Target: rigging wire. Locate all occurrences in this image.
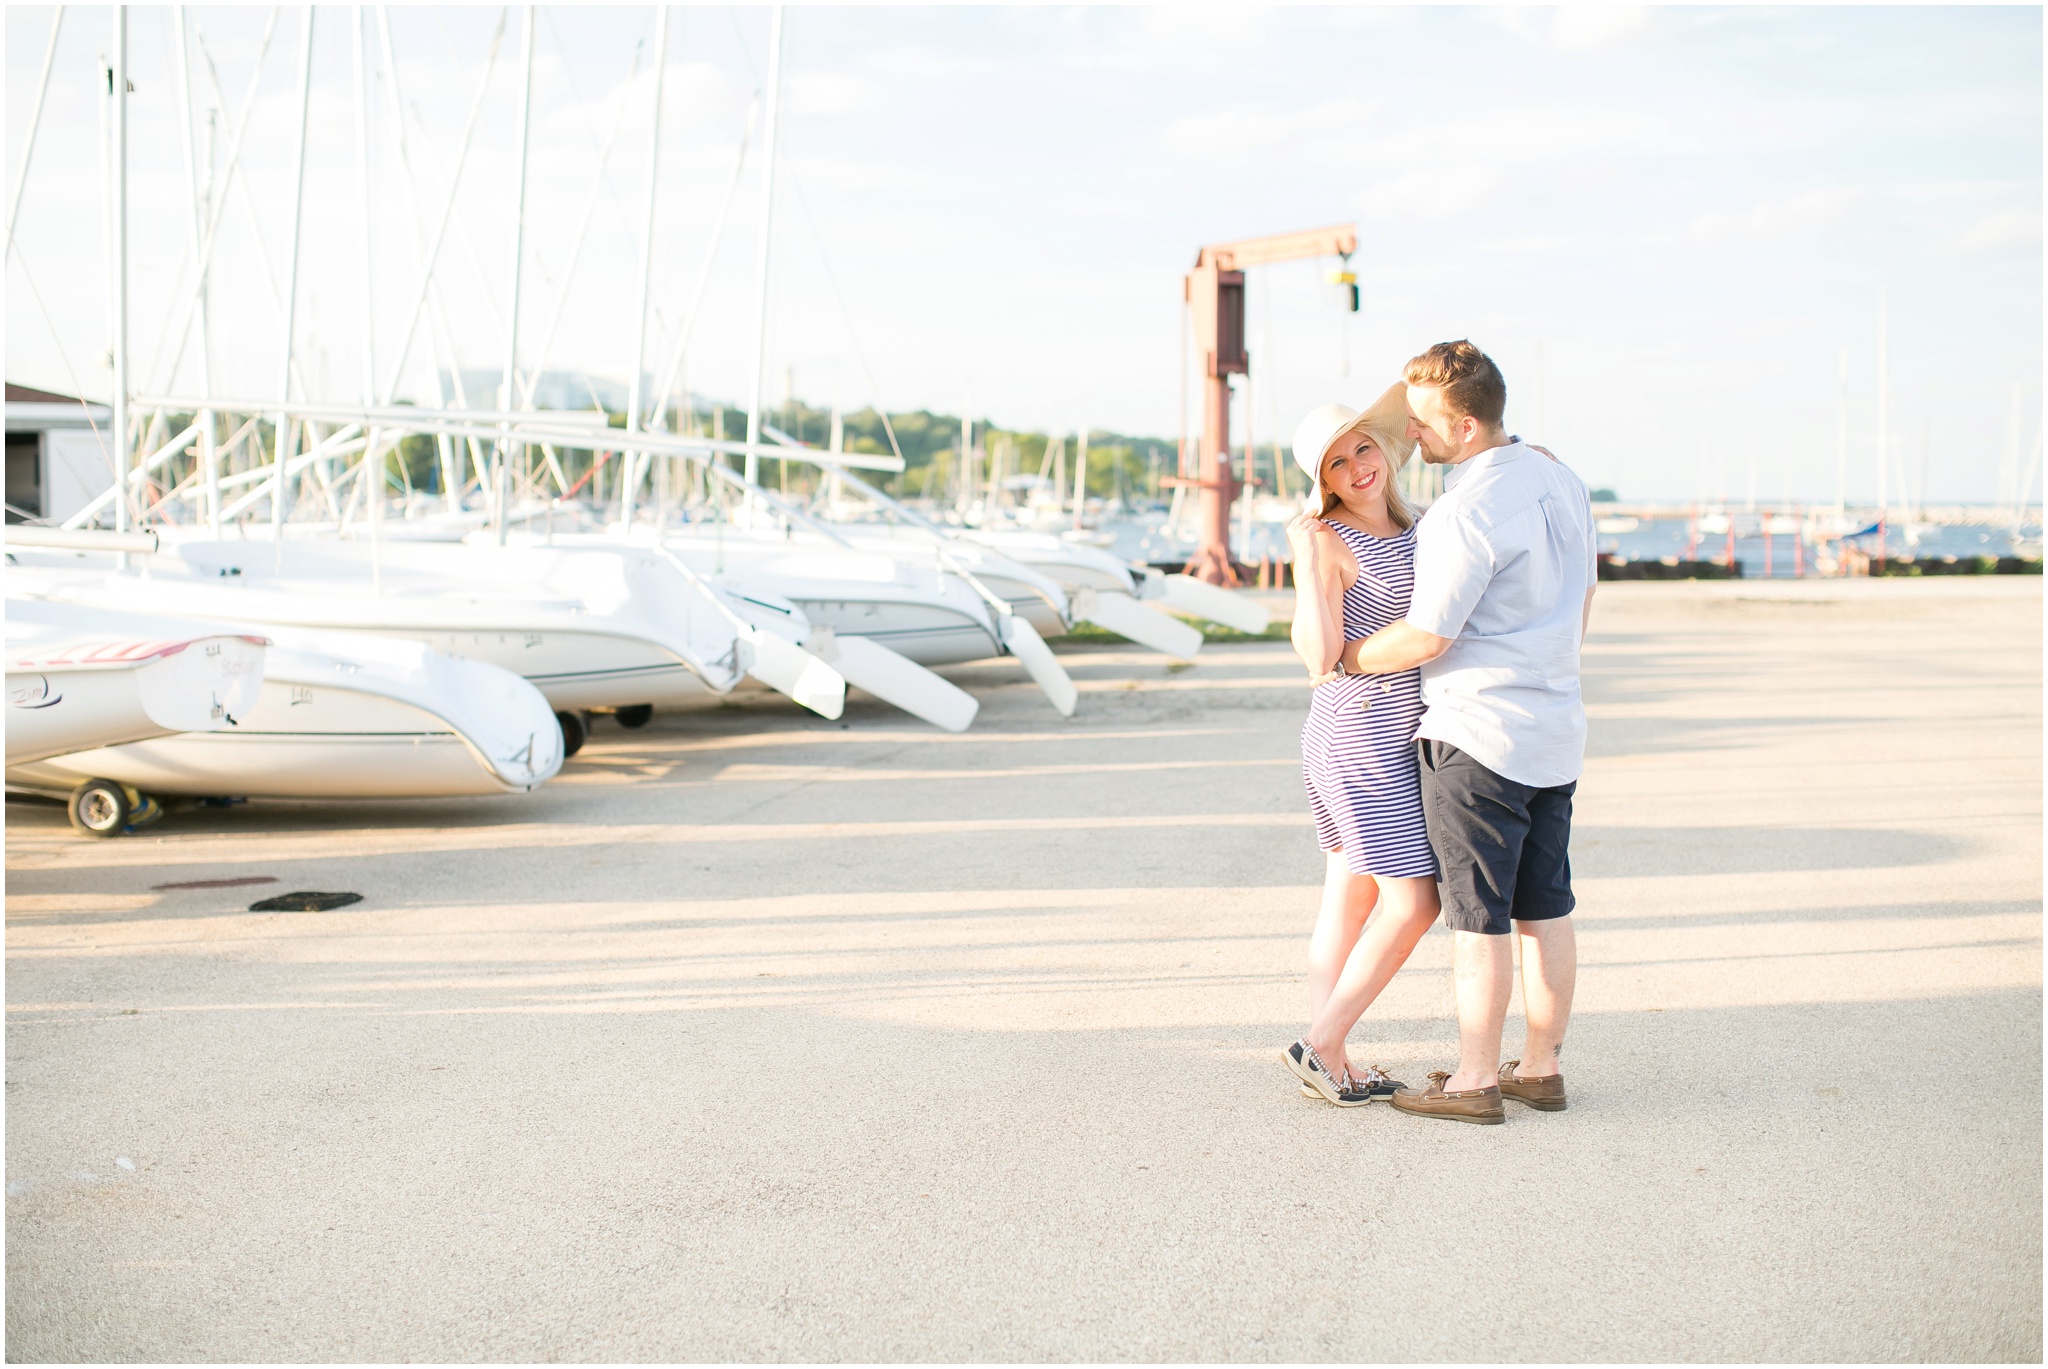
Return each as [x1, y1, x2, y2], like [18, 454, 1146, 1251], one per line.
[518, 27, 647, 410]
[3, 8, 125, 512]
[648, 92, 761, 435]
[779, 155, 908, 471]
[6, 239, 125, 511]
[532, 6, 643, 251]
[713, 1, 908, 473]
[398, 14, 620, 414]
[5, 5, 65, 253]
[147, 8, 290, 399]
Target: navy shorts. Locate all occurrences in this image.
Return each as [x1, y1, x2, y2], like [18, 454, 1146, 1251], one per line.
[1417, 739, 1576, 936]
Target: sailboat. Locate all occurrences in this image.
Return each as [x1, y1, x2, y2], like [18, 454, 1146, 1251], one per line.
[5, 597, 267, 768]
[762, 427, 1264, 649]
[10, 536, 850, 750]
[9, 619, 562, 803]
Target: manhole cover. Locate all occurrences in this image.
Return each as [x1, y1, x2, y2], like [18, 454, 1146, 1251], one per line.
[248, 891, 363, 913]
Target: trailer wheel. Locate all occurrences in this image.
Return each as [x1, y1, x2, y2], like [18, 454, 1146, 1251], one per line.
[556, 710, 586, 758]
[68, 778, 129, 837]
[615, 704, 654, 729]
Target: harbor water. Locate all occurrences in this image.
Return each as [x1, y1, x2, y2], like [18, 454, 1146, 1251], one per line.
[1096, 508, 2043, 579]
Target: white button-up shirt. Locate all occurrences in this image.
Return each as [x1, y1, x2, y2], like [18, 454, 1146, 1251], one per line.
[1403, 441, 1597, 788]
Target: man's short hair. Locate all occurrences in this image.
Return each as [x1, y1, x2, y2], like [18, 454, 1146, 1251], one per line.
[1404, 340, 1506, 428]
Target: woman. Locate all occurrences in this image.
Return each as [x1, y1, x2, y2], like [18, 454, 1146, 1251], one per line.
[1278, 383, 1442, 1107]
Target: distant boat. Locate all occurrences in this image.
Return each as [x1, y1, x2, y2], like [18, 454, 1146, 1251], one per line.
[1595, 516, 1639, 534]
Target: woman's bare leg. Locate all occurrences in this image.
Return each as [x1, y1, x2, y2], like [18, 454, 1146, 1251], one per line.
[1305, 850, 1378, 1079]
[1305, 875, 1440, 1066]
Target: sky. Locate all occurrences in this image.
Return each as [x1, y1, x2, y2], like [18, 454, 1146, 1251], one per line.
[5, 5, 2042, 503]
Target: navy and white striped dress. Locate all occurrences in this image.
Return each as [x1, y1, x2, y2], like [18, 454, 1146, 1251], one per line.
[1301, 520, 1437, 878]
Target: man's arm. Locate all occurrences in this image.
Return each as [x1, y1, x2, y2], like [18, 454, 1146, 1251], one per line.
[1307, 503, 1479, 683]
[1305, 620, 1451, 684]
[1581, 586, 1595, 645]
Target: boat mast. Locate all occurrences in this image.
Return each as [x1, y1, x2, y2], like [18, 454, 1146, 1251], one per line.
[375, 4, 480, 506]
[742, 6, 785, 506]
[353, 8, 380, 412]
[1072, 429, 1087, 529]
[171, 6, 222, 534]
[1876, 288, 1889, 525]
[1833, 347, 1848, 520]
[273, 6, 315, 544]
[496, 5, 536, 545]
[111, 6, 129, 560]
[622, 5, 671, 534]
[357, 6, 385, 581]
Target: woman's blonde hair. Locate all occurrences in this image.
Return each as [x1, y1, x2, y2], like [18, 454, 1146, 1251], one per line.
[1317, 417, 1416, 531]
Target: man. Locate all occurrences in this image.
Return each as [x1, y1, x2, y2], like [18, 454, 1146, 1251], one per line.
[1325, 340, 1596, 1125]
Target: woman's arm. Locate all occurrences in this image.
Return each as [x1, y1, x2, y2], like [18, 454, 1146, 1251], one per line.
[1286, 517, 1351, 677]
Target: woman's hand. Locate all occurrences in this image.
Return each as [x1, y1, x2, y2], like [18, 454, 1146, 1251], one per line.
[1284, 512, 1323, 561]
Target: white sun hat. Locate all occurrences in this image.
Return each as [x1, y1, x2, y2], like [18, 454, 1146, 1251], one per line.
[1292, 403, 1360, 488]
[1290, 384, 1417, 491]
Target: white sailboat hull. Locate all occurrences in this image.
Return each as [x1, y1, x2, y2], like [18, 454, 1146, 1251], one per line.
[386, 627, 721, 712]
[14, 718, 524, 800]
[5, 600, 267, 766]
[18, 539, 769, 715]
[840, 524, 1211, 655]
[833, 532, 1071, 639]
[8, 629, 563, 799]
[650, 534, 1005, 668]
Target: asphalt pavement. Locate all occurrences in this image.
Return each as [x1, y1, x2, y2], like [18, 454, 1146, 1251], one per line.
[6, 577, 2040, 1361]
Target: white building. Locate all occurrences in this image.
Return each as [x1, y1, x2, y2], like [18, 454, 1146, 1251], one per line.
[5, 384, 114, 526]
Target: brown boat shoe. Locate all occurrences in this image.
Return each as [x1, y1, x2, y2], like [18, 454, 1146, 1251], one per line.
[1498, 1059, 1567, 1112]
[1388, 1070, 1505, 1125]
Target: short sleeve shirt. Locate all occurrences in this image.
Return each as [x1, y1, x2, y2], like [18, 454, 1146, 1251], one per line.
[1404, 442, 1597, 788]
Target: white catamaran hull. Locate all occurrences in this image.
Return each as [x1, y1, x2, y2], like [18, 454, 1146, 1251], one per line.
[653, 535, 1006, 669]
[5, 599, 268, 766]
[651, 530, 1073, 716]
[13, 538, 838, 719]
[833, 533, 1071, 641]
[8, 628, 563, 799]
[901, 527, 1261, 647]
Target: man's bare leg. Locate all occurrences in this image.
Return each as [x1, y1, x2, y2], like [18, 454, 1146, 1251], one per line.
[1513, 915, 1577, 1075]
[1444, 930, 1513, 1092]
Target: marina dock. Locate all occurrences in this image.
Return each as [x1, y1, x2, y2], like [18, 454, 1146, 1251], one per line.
[5, 577, 2039, 1361]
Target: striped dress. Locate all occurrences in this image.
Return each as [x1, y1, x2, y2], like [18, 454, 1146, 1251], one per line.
[1300, 520, 1437, 878]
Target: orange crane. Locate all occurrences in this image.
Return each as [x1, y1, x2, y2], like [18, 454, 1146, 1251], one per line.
[1176, 223, 1358, 585]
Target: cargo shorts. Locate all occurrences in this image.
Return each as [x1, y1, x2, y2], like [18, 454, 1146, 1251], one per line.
[1417, 738, 1576, 936]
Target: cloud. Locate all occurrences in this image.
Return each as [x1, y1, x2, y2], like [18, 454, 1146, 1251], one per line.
[1159, 97, 1378, 160]
[1493, 5, 1657, 55]
[1354, 166, 1504, 221]
[786, 71, 877, 117]
[1688, 188, 1866, 243]
[1547, 7, 1657, 55]
[865, 47, 998, 80]
[1367, 103, 1672, 172]
[1056, 5, 1285, 72]
[1939, 208, 2043, 256]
